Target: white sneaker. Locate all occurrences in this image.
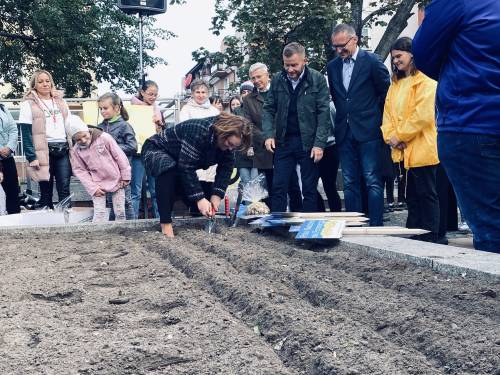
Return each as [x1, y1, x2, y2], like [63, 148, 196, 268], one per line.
[458, 222, 470, 231]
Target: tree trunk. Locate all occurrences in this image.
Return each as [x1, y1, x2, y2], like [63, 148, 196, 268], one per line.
[350, 0, 364, 40]
[374, 0, 417, 60]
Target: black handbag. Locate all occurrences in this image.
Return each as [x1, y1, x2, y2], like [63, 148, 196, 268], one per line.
[48, 142, 69, 157]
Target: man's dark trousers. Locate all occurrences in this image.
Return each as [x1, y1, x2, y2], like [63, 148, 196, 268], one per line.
[272, 135, 319, 212]
[438, 132, 500, 253]
[338, 127, 384, 226]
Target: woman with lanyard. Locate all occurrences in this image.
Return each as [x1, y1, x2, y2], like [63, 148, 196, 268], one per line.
[19, 70, 73, 209]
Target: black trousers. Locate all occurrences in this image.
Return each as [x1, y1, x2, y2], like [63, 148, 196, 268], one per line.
[382, 176, 395, 205]
[260, 167, 303, 212]
[406, 165, 440, 241]
[436, 163, 458, 236]
[317, 144, 342, 212]
[39, 151, 72, 208]
[0, 157, 21, 214]
[156, 169, 197, 224]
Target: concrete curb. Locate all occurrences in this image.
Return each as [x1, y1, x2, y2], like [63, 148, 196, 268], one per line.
[342, 236, 500, 282]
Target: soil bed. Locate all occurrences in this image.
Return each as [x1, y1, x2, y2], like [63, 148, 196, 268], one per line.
[0, 223, 499, 375]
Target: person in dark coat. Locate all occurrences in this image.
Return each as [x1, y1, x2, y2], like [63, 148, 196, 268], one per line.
[142, 113, 252, 237]
[0, 103, 21, 214]
[263, 43, 331, 213]
[317, 101, 342, 212]
[413, 0, 500, 252]
[241, 63, 302, 210]
[327, 24, 390, 225]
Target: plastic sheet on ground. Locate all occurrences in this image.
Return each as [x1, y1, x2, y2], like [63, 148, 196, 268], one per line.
[0, 207, 95, 227]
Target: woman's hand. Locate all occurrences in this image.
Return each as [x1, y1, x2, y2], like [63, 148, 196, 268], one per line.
[396, 142, 407, 150]
[153, 114, 162, 125]
[29, 160, 40, 169]
[210, 195, 222, 213]
[120, 180, 130, 188]
[0, 172, 4, 183]
[0, 147, 11, 158]
[389, 135, 401, 148]
[94, 187, 105, 197]
[197, 198, 214, 218]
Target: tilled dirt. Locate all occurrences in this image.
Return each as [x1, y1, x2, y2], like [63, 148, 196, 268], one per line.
[0, 223, 499, 375]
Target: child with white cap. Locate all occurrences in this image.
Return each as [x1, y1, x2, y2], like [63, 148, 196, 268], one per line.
[68, 115, 131, 222]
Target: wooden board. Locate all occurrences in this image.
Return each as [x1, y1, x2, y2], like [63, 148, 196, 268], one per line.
[271, 212, 365, 218]
[343, 227, 428, 236]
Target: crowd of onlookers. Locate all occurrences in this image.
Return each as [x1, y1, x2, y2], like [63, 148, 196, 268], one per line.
[0, 0, 498, 252]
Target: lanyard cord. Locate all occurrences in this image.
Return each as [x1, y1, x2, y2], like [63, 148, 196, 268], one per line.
[38, 98, 56, 124]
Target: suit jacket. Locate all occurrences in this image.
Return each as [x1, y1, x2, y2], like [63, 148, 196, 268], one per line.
[327, 48, 390, 144]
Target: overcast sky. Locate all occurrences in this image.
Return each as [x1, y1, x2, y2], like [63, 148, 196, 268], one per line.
[105, 0, 230, 98]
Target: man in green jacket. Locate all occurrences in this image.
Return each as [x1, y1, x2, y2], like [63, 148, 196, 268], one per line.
[262, 42, 330, 212]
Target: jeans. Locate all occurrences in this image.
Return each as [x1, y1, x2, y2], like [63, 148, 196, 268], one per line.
[338, 128, 384, 226]
[438, 132, 500, 252]
[0, 157, 20, 214]
[106, 156, 134, 220]
[130, 155, 159, 219]
[238, 167, 259, 185]
[272, 136, 319, 212]
[39, 150, 72, 208]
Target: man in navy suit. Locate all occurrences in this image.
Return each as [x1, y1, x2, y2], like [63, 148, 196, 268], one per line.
[327, 24, 390, 226]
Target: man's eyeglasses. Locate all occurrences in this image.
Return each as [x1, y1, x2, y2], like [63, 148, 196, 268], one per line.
[332, 36, 353, 51]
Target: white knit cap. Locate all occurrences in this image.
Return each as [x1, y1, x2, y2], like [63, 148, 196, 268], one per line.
[68, 115, 89, 137]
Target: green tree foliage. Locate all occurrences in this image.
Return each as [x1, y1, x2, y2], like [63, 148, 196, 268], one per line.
[205, 0, 429, 80]
[0, 0, 183, 97]
[206, 0, 338, 78]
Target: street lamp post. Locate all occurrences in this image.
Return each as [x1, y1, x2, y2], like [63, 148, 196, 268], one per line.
[117, 0, 167, 86]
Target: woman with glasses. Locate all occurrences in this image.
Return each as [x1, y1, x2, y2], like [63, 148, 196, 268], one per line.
[141, 113, 252, 237]
[381, 37, 440, 242]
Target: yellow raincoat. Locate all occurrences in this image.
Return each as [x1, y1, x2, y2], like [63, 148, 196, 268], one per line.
[381, 71, 439, 169]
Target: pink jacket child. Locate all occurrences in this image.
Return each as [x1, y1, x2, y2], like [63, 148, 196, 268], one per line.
[68, 115, 131, 222]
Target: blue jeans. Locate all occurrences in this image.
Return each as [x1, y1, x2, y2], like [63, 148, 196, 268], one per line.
[438, 132, 500, 252]
[238, 167, 259, 185]
[130, 155, 159, 219]
[338, 128, 384, 226]
[272, 136, 319, 212]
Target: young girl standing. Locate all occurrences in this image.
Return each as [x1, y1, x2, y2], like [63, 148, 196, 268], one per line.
[68, 115, 131, 222]
[97, 92, 137, 220]
[130, 80, 163, 219]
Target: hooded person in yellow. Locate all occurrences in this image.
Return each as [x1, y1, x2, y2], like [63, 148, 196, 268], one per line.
[381, 37, 440, 243]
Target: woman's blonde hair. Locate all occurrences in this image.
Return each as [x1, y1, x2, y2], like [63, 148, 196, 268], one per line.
[213, 112, 252, 151]
[25, 70, 60, 98]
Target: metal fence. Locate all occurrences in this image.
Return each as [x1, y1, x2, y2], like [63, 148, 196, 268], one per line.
[1, 97, 182, 158]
